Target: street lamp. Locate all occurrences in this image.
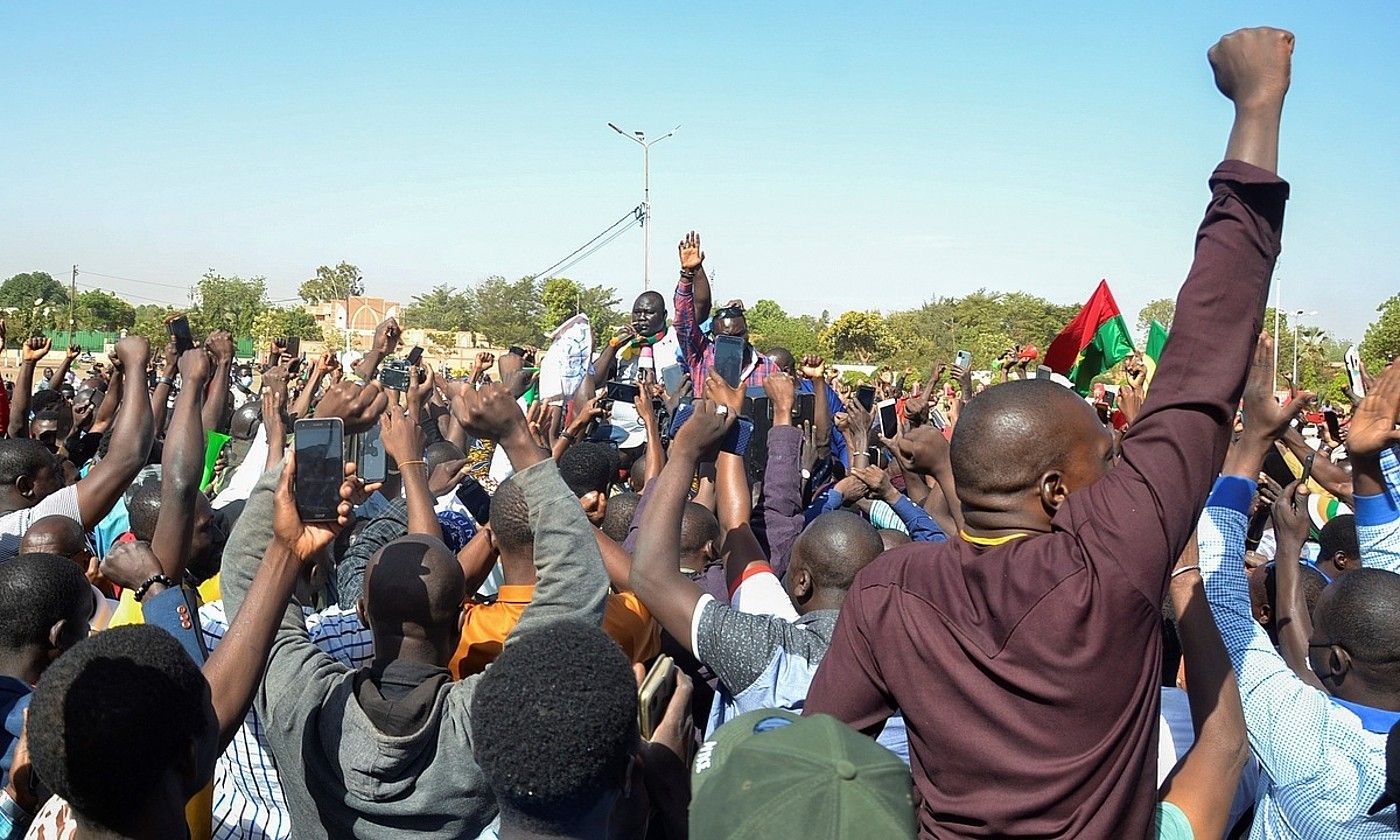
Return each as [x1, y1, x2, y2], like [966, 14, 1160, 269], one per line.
[608, 122, 680, 290]
[1292, 309, 1317, 386]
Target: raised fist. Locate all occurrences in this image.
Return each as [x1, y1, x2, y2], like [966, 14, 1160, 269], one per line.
[1209, 27, 1294, 109]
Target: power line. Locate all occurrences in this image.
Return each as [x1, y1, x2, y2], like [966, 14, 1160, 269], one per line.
[546, 216, 641, 279]
[76, 269, 191, 291]
[526, 204, 643, 281]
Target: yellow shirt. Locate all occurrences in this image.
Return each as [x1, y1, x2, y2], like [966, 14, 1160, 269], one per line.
[451, 585, 660, 678]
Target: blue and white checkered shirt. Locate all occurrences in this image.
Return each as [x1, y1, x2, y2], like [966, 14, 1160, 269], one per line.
[1356, 444, 1400, 570]
[200, 601, 374, 840]
[1199, 476, 1398, 838]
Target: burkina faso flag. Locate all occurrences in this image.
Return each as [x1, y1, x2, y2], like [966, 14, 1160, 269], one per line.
[1043, 279, 1136, 394]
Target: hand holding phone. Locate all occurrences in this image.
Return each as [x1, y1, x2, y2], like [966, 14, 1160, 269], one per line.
[293, 418, 346, 522]
[638, 655, 678, 740]
[168, 315, 195, 354]
[713, 335, 745, 388]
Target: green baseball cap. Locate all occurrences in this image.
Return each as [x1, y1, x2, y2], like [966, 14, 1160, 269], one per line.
[690, 709, 915, 838]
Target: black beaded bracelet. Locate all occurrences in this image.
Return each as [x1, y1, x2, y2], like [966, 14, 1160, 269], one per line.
[133, 573, 179, 603]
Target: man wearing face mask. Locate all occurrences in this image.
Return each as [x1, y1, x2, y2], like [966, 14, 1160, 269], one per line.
[673, 230, 779, 397]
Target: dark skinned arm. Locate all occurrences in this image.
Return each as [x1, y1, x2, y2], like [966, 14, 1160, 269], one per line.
[149, 342, 178, 435]
[89, 366, 123, 436]
[1158, 545, 1250, 840]
[75, 337, 155, 528]
[799, 356, 834, 462]
[630, 400, 733, 654]
[635, 387, 666, 489]
[289, 355, 328, 421]
[203, 331, 235, 434]
[457, 526, 499, 595]
[7, 337, 50, 439]
[1270, 480, 1326, 690]
[1277, 427, 1352, 503]
[352, 317, 400, 381]
[149, 349, 212, 580]
[380, 403, 439, 540]
[47, 345, 80, 391]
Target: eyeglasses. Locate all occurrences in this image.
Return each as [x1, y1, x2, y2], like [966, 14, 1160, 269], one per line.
[713, 306, 746, 320]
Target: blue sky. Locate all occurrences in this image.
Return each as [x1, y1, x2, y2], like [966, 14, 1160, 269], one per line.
[3, 2, 1396, 342]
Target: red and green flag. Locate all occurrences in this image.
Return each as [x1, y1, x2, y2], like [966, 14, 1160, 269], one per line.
[1043, 279, 1136, 394]
[1142, 320, 1169, 390]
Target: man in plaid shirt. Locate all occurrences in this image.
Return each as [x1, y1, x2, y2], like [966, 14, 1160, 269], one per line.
[673, 230, 779, 396]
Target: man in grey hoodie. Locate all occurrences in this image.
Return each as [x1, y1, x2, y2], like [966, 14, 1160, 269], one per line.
[220, 381, 609, 839]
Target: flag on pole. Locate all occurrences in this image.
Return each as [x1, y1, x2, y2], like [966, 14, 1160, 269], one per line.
[1142, 320, 1169, 389]
[1043, 279, 1136, 394]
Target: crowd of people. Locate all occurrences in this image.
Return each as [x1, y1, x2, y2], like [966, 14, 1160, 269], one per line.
[0, 25, 1395, 840]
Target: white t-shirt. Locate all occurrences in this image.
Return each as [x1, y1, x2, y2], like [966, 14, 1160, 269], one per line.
[1158, 686, 1259, 831]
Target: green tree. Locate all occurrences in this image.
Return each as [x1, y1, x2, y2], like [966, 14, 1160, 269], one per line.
[402, 284, 476, 332]
[538, 277, 624, 337]
[746, 299, 826, 359]
[473, 276, 544, 347]
[251, 307, 324, 343]
[0, 272, 70, 342]
[74, 289, 136, 331]
[1360, 293, 1400, 373]
[298, 262, 365, 305]
[822, 310, 896, 363]
[1136, 298, 1176, 334]
[882, 289, 1078, 373]
[190, 270, 268, 338]
[130, 304, 180, 348]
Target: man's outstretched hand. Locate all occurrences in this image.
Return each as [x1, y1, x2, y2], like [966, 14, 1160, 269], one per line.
[1347, 358, 1400, 459]
[678, 231, 704, 272]
[671, 399, 733, 461]
[1209, 27, 1293, 110]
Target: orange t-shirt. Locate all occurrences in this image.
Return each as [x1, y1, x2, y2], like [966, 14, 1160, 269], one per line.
[451, 585, 660, 678]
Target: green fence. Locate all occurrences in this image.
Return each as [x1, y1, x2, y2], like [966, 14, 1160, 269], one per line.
[24, 330, 257, 359]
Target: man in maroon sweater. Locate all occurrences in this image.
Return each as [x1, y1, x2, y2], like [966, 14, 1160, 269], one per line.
[804, 27, 1294, 839]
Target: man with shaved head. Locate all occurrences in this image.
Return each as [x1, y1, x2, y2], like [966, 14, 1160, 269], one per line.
[219, 382, 608, 839]
[806, 28, 1296, 838]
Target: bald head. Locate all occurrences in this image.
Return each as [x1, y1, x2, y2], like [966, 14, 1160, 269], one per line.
[950, 380, 1106, 497]
[20, 516, 89, 563]
[363, 535, 467, 653]
[680, 502, 720, 570]
[631, 291, 667, 336]
[792, 510, 884, 592]
[1314, 569, 1400, 682]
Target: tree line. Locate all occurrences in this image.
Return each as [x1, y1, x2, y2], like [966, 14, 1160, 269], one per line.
[3, 266, 1396, 401]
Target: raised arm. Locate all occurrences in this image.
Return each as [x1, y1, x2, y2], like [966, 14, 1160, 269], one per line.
[149, 348, 211, 580]
[679, 230, 711, 323]
[379, 402, 440, 541]
[75, 337, 155, 528]
[1158, 537, 1249, 840]
[202, 331, 235, 434]
[352, 317, 400, 382]
[755, 372, 806, 574]
[149, 342, 178, 435]
[289, 353, 329, 420]
[454, 382, 609, 633]
[1067, 28, 1293, 599]
[1345, 359, 1400, 572]
[674, 232, 708, 385]
[7, 338, 50, 439]
[1269, 480, 1326, 690]
[46, 344, 80, 392]
[630, 399, 733, 652]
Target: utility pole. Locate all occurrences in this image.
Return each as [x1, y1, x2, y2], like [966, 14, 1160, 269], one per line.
[608, 123, 679, 290]
[69, 265, 78, 349]
[1292, 309, 1316, 387]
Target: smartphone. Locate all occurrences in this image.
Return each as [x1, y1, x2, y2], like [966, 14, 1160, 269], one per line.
[929, 408, 948, 430]
[293, 417, 345, 522]
[855, 384, 876, 412]
[406, 346, 424, 366]
[288, 353, 305, 376]
[168, 315, 195, 354]
[713, 335, 745, 388]
[456, 477, 492, 524]
[1035, 365, 1054, 381]
[638, 655, 677, 740]
[1345, 347, 1366, 398]
[660, 364, 686, 395]
[1299, 451, 1316, 486]
[1323, 408, 1341, 441]
[955, 349, 973, 370]
[357, 424, 387, 484]
[795, 392, 816, 428]
[877, 398, 898, 439]
[283, 336, 301, 360]
[605, 381, 641, 403]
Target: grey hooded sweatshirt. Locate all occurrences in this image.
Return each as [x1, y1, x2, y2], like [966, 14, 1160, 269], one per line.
[220, 455, 608, 839]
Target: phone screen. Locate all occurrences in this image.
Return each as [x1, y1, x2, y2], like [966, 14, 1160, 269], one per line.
[293, 418, 345, 522]
[1324, 409, 1341, 441]
[407, 346, 424, 366]
[955, 350, 973, 370]
[606, 381, 641, 403]
[878, 399, 898, 439]
[358, 424, 387, 484]
[284, 336, 301, 359]
[660, 364, 686, 395]
[1035, 365, 1054, 381]
[714, 335, 745, 388]
[795, 392, 816, 428]
[169, 316, 195, 354]
[856, 384, 876, 412]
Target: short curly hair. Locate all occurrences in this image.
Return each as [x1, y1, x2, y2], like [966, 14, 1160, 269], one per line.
[0, 552, 90, 650]
[28, 625, 211, 832]
[558, 442, 616, 498]
[470, 618, 638, 831]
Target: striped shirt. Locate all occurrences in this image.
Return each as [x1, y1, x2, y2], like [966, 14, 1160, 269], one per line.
[200, 601, 374, 840]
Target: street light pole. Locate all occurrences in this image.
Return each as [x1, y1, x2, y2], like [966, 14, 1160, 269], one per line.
[1292, 309, 1316, 386]
[608, 122, 679, 290]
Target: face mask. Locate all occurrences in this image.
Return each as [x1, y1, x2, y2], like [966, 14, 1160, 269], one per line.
[239, 376, 253, 388]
